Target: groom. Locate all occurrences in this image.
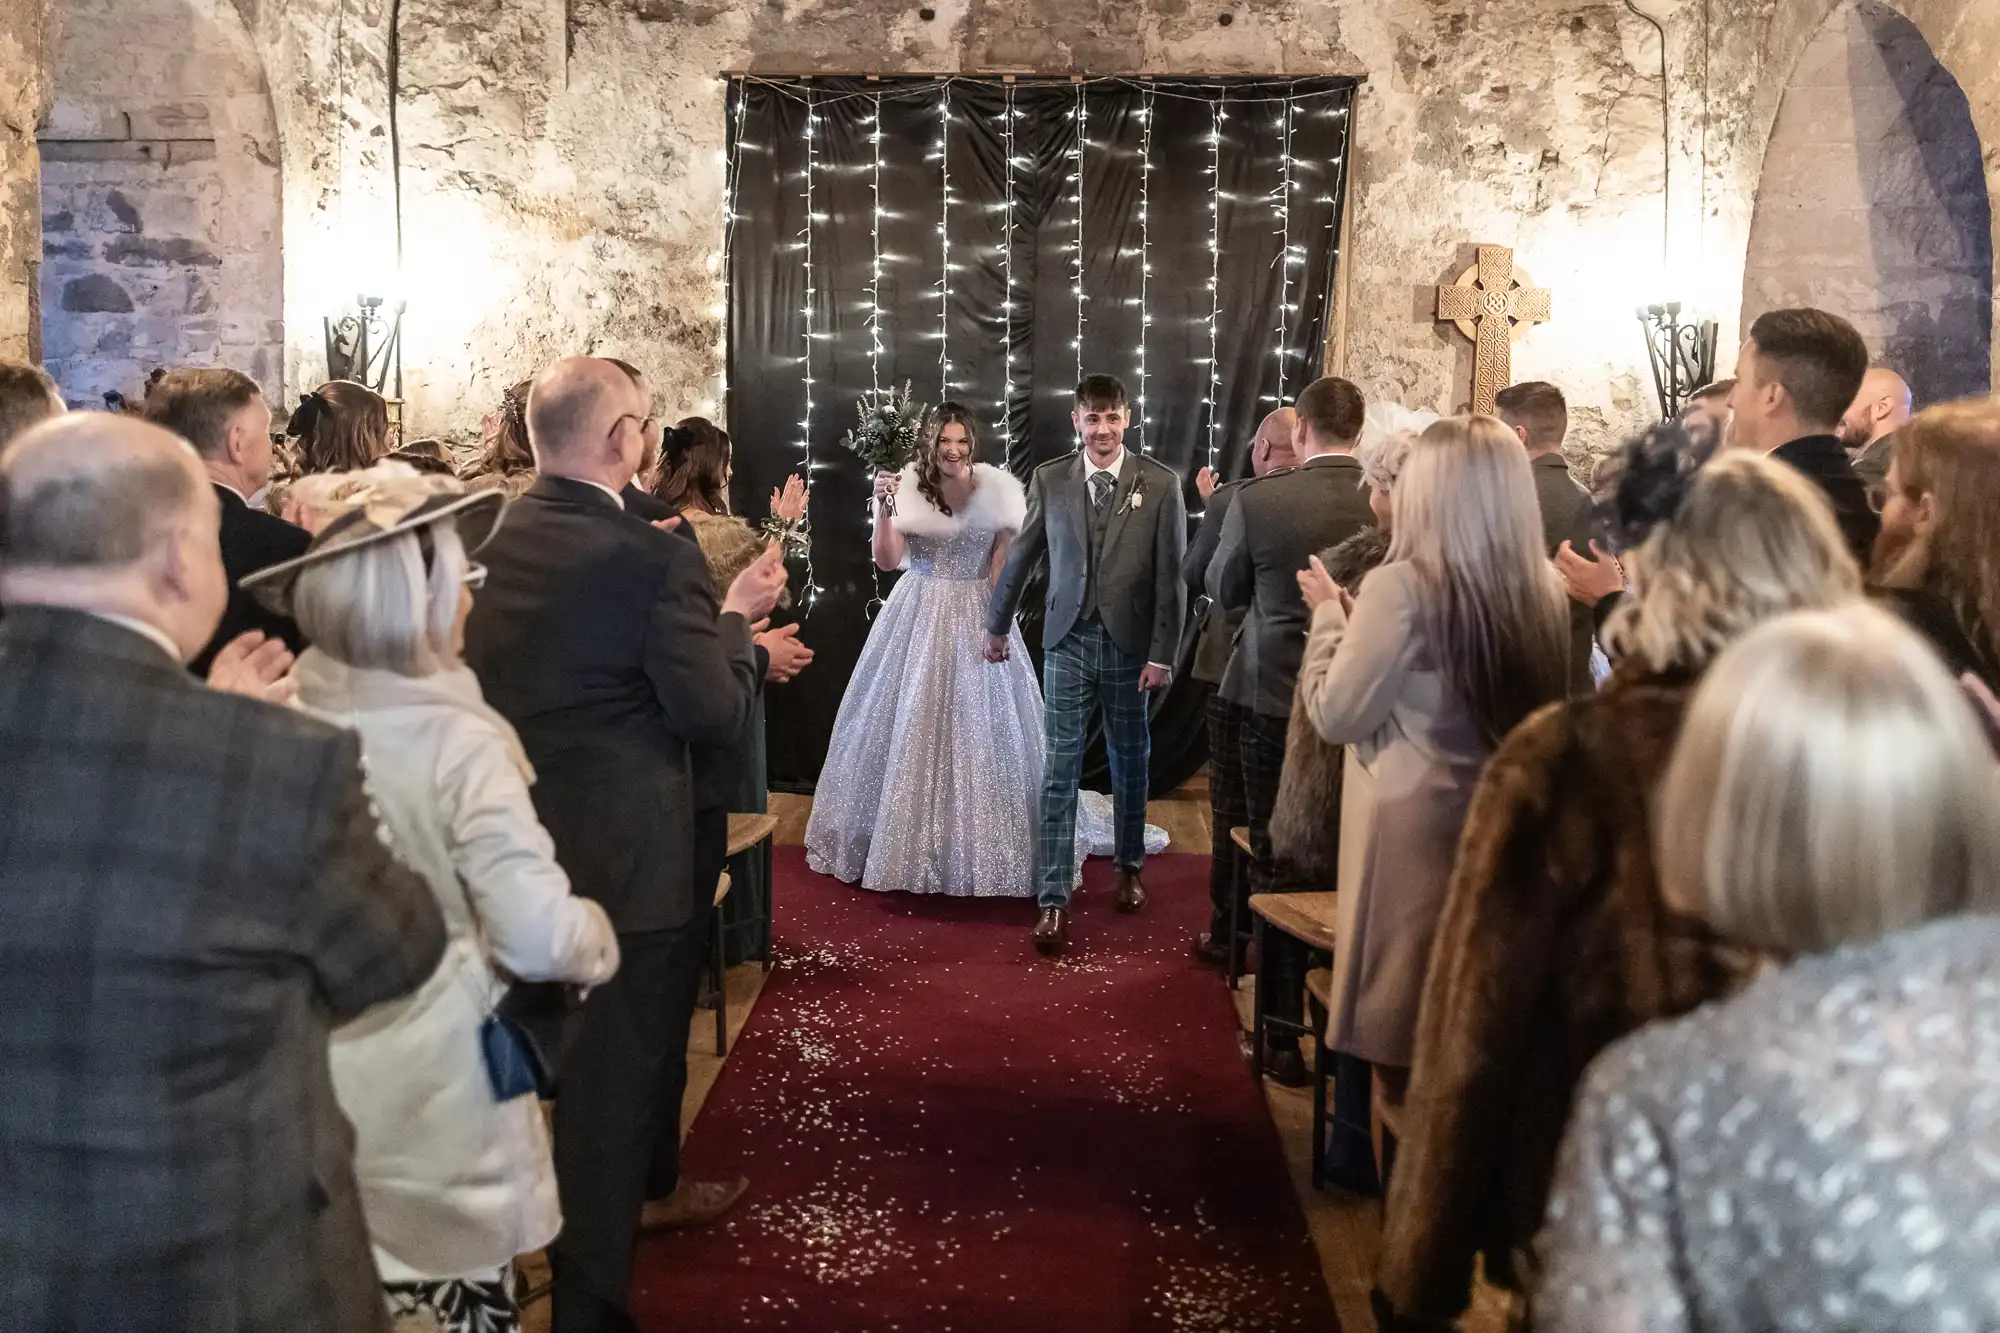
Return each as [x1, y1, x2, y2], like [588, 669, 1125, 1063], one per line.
[986, 374, 1187, 956]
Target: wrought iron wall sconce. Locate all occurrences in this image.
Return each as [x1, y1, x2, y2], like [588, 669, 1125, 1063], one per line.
[1637, 302, 1717, 420]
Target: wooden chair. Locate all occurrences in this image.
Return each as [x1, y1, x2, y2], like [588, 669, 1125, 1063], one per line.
[722, 813, 780, 973]
[1246, 890, 1339, 1081]
[699, 813, 780, 1058]
[1226, 826, 1254, 989]
[1304, 967, 1335, 1189]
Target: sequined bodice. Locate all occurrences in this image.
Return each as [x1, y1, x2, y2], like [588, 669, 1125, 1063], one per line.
[907, 527, 997, 581]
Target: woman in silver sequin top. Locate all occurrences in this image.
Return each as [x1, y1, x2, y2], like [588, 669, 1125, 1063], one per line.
[1536, 604, 2000, 1333]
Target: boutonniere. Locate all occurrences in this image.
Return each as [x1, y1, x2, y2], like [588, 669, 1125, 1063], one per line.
[1120, 485, 1145, 515]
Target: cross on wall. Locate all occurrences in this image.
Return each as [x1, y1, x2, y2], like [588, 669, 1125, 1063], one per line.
[1435, 245, 1552, 415]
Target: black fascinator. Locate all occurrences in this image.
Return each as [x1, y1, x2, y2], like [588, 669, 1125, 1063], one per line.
[1593, 418, 1719, 553]
[285, 390, 330, 439]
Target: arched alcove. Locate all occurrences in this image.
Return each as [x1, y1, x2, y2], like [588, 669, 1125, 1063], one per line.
[37, 0, 282, 406]
[1742, 0, 1992, 403]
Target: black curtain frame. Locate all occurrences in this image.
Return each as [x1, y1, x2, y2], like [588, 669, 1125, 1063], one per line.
[725, 75, 1357, 793]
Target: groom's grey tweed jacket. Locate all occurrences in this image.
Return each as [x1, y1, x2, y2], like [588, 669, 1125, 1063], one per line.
[987, 450, 1188, 665]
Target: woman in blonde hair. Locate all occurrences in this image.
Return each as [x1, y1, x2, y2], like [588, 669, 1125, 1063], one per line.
[242, 464, 618, 1332]
[1537, 603, 2000, 1333]
[1294, 414, 1568, 1119]
[1372, 428, 1862, 1329]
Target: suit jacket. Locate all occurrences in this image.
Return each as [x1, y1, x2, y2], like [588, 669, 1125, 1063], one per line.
[1182, 480, 1250, 686]
[1529, 452, 1599, 696]
[190, 483, 311, 676]
[461, 476, 760, 933]
[622, 482, 673, 522]
[1208, 454, 1374, 717]
[1851, 430, 1894, 492]
[988, 450, 1188, 665]
[1772, 433, 1880, 564]
[0, 607, 446, 1333]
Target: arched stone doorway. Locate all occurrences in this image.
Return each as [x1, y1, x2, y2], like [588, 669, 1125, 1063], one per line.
[1742, 0, 1991, 403]
[37, 0, 282, 407]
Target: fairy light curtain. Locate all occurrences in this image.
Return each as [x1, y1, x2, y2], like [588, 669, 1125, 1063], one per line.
[726, 75, 1357, 790]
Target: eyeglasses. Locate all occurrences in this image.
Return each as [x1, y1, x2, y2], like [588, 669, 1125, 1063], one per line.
[609, 412, 660, 440]
[463, 562, 489, 591]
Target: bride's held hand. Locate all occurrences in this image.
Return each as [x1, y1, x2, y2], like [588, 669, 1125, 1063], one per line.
[983, 633, 1011, 664]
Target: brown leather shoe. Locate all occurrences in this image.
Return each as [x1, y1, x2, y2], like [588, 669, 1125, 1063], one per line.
[1032, 906, 1069, 956]
[1114, 871, 1146, 914]
[639, 1176, 749, 1231]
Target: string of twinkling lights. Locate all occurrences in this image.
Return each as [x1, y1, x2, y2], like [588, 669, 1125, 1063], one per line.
[866, 91, 887, 617]
[716, 83, 750, 417]
[797, 88, 821, 612]
[999, 83, 1017, 454]
[1202, 94, 1226, 475]
[1072, 82, 1087, 412]
[1135, 86, 1155, 453]
[1268, 93, 1297, 407]
[933, 81, 953, 400]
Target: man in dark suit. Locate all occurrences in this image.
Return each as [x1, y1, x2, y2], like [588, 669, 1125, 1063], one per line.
[1495, 380, 1597, 694]
[0, 414, 445, 1333]
[1186, 409, 1296, 972]
[1727, 308, 1881, 561]
[1838, 364, 1912, 494]
[988, 374, 1187, 955]
[1206, 376, 1373, 1082]
[142, 367, 311, 675]
[461, 356, 781, 1333]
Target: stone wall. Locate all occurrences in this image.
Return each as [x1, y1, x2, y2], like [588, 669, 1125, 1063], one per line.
[1, 0, 52, 363]
[1743, 0, 1990, 403]
[37, 0, 283, 406]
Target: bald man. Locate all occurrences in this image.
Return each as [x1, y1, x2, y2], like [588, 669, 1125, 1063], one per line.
[1184, 407, 1297, 977]
[1839, 366, 1913, 492]
[461, 356, 784, 1333]
[0, 414, 444, 1333]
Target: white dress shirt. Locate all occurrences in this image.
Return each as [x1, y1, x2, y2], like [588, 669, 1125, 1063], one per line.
[579, 479, 627, 510]
[86, 611, 183, 665]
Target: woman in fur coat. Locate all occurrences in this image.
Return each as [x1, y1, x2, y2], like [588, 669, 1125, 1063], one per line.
[804, 403, 1042, 897]
[1373, 433, 1863, 1330]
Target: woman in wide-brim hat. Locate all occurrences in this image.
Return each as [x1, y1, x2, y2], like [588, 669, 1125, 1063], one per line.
[244, 462, 619, 1333]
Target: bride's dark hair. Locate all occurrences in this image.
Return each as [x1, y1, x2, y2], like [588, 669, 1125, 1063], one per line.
[916, 402, 978, 517]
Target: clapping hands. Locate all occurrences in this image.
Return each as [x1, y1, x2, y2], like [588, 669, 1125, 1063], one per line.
[1554, 540, 1625, 607]
[206, 630, 298, 706]
[771, 474, 808, 524]
[722, 542, 789, 623]
[755, 621, 814, 683]
[1195, 467, 1219, 504]
[1296, 555, 1352, 616]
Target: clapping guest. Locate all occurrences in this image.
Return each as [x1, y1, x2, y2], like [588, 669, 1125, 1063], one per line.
[0, 359, 63, 452]
[142, 367, 311, 675]
[1536, 604, 2000, 1333]
[0, 414, 446, 1333]
[462, 357, 780, 1333]
[1375, 436, 1859, 1328]
[289, 379, 392, 476]
[1866, 398, 2000, 690]
[1186, 407, 1296, 974]
[1293, 416, 1567, 1119]
[241, 463, 618, 1333]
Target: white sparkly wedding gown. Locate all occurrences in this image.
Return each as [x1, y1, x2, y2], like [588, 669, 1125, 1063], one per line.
[805, 463, 1044, 897]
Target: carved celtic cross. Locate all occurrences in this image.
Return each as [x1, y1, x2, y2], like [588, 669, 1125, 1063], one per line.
[1436, 245, 1552, 415]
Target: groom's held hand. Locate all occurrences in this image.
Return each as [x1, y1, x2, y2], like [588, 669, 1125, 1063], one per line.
[723, 542, 788, 623]
[1138, 663, 1173, 692]
[984, 633, 1011, 663]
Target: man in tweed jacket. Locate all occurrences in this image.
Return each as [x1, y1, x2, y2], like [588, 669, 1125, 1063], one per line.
[0, 414, 447, 1333]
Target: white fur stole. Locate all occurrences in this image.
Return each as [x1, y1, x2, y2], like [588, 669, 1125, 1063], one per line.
[890, 462, 1028, 537]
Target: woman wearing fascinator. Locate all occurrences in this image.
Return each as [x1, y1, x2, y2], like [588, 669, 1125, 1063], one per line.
[804, 402, 1047, 898]
[1370, 425, 1863, 1331]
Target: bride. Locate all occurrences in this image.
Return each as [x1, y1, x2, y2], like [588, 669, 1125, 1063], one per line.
[805, 403, 1043, 897]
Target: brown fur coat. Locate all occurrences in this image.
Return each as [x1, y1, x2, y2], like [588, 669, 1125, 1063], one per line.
[1375, 675, 1758, 1322]
[1269, 526, 1390, 887]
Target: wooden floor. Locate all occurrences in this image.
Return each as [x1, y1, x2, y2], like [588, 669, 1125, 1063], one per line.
[517, 779, 1508, 1333]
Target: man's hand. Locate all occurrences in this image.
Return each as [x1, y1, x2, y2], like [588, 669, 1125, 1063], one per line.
[1195, 467, 1219, 503]
[1296, 554, 1352, 615]
[1555, 539, 1625, 607]
[1138, 663, 1173, 692]
[652, 514, 684, 534]
[771, 475, 808, 524]
[722, 542, 788, 622]
[206, 630, 298, 705]
[984, 632, 1011, 663]
[757, 623, 814, 683]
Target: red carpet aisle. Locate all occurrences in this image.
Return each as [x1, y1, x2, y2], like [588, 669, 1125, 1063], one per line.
[629, 849, 1336, 1332]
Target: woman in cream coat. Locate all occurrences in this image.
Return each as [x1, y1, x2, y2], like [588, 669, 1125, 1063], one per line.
[246, 464, 618, 1333]
[1295, 417, 1567, 1094]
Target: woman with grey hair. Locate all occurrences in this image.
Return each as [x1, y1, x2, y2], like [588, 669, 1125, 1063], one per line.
[244, 463, 618, 1333]
[1535, 603, 2000, 1333]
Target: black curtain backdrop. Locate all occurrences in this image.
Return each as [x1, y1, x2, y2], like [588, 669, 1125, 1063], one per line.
[725, 76, 1356, 792]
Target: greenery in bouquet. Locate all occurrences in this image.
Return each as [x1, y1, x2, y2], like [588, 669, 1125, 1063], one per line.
[839, 382, 929, 476]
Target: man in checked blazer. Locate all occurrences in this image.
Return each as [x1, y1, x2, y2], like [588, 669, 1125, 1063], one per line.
[987, 374, 1187, 956]
[0, 414, 447, 1333]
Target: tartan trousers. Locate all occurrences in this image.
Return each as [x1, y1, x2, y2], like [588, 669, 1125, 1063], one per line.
[1205, 693, 1249, 940]
[1037, 615, 1150, 908]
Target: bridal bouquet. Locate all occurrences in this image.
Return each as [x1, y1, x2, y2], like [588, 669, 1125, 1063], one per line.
[839, 382, 929, 475]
